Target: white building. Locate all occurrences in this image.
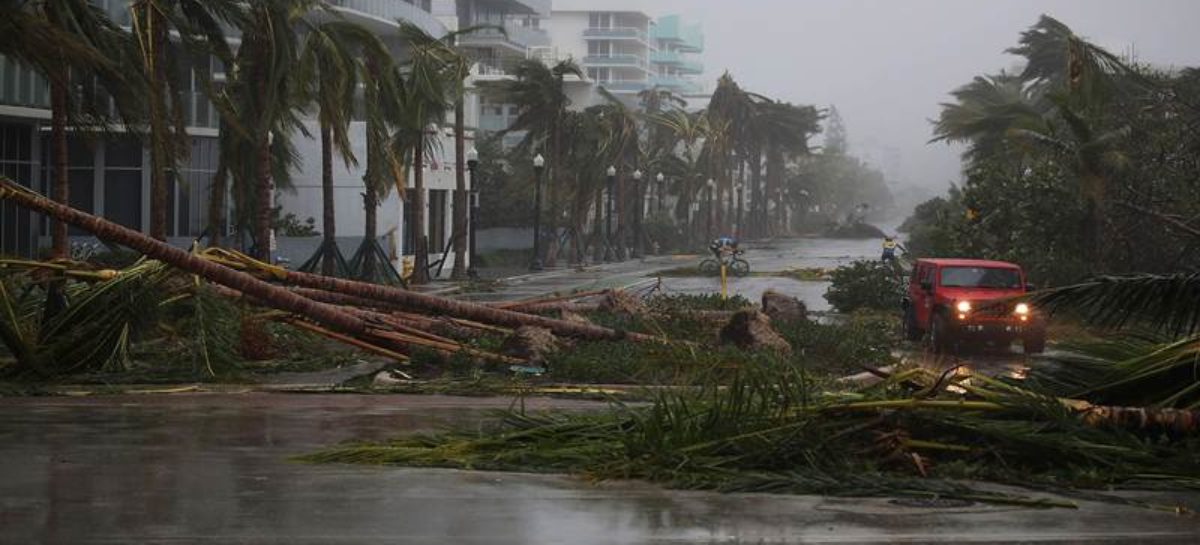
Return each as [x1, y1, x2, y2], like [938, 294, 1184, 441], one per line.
[546, 0, 655, 107]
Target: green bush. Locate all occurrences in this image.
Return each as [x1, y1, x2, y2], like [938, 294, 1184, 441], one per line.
[824, 260, 905, 313]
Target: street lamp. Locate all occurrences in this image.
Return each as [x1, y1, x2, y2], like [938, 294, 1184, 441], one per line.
[466, 147, 480, 278]
[604, 165, 616, 262]
[706, 178, 715, 239]
[729, 183, 739, 238]
[632, 169, 643, 258]
[656, 172, 666, 215]
[530, 153, 546, 271]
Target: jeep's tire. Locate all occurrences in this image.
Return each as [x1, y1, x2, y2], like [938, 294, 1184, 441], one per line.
[903, 307, 923, 342]
[1023, 333, 1046, 355]
[930, 314, 953, 354]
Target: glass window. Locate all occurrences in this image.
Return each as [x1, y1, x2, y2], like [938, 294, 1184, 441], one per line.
[939, 267, 1021, 289]
[104, 170, 142, 230]
[105, 138, 143, 168]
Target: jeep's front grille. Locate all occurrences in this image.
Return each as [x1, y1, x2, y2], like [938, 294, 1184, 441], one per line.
[973, 301, 1012, 318]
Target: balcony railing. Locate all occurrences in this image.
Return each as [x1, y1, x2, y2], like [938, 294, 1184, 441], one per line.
[597, 80, 649, 92]
[583, 27, 648, 42]
[459, 23, 550, 50]
[651, 76, 702, 94]
[583, 55, 646, 68]
[327, 0, 445, 37]
[679, 60, 704, 75]
[649, 50, 682, 65]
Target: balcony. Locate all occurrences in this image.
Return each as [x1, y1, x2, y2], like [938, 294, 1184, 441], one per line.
[650, 15, 704, 53]
[327, 0, 445, 37]
[583, 55, 646, 68]
[679, 60, 704, 75]
[583, 27, 648, 42]
[458, 23, 550, 53]
[649, 50, 682, 65]
[651, 76, 702, 95]
[597, 80, 649, 93]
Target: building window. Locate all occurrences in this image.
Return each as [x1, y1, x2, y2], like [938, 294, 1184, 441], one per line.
[589, 12, 612, 29]
[104, 137, 143, 230]
[0, 123, 35, 256]
[428, 190, 446, 253]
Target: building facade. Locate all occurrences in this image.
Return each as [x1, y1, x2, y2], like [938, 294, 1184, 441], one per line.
[0, 0, 711, 271]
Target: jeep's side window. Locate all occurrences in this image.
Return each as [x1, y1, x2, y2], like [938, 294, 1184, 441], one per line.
[919, 266, 933, 286]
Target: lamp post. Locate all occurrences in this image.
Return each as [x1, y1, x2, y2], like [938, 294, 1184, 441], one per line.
[656, 172, 665, 216]
[466, 147, 480, 278]
[530, 153, 546, 271]
[706, 178, 715, 239]
[796, 189, 809, 234]
[604, 165, 616, 262]
[735, 182, 744, 239]
[632, 169, 643, 258]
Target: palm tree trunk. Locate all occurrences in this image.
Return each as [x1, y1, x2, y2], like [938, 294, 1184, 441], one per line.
[592, 187, 603, 263]
[255, 128, 272, 262]
[0, 178, 368, 335]
[320, 122, 337, 275]
[49, 70, 69, 259]
[616, 173, 625, 257]
[451, 98, 468, 279]
[362, 189, 377, 273]
[148, 11, 169, 242]
[750, 151, 763, 238]
[411, 131, 430, 284]
[208, 160, 228, 247]
[270, 265, 656, 342]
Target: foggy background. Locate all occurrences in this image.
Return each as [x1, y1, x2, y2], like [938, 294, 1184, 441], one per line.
[642, 0, 1200, 208]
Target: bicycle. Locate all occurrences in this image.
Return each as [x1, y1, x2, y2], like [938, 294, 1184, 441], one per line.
[699, 249, 750, 277]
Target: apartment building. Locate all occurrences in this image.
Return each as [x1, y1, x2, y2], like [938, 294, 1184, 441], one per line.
[0, 0, 473, 275]
[546, 0, 655, 105]
[649, 15, 707, 104]
[0, 0, 711, 269]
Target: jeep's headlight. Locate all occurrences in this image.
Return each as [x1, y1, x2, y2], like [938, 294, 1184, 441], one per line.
[1015, 303, 1030, 316]
[956, 300, 972, 313]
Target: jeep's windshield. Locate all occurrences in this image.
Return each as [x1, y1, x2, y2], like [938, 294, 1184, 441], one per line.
[940, 267, 1021, 289]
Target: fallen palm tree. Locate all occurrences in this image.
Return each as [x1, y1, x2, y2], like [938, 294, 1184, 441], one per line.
[199, 247, 656, 343]
[0, 177, 659, 349]
[0, 179, 369, 338]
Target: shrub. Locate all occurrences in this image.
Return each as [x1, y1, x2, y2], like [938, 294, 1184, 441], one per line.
[824, 260, 905, 313]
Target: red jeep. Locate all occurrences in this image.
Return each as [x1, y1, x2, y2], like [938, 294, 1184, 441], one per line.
[902, 258, 1046, 354]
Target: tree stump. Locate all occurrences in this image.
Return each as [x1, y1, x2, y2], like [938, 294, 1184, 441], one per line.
[719, 310, 793, 356]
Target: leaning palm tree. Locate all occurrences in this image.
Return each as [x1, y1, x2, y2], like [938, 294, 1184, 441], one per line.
[222, 0, 312, 261]
[391, 22, 470, 284]
[294, 18, 390, 277]
[352, 52, 405, 286]
[129, 0, 244, 242]
[3, 1, 142, 258]
[647, 108, 709, 225]
[592, 88, 642, 256]
[481, 58, 582, 266]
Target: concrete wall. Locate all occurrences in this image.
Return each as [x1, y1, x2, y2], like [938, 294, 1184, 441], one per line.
[476, 227, 534, 252]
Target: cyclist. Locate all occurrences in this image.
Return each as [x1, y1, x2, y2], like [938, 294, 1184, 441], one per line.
[709, 236, 738, 262]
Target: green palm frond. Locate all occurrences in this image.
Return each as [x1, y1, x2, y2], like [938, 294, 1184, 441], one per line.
[1031, 273, 1200, 334]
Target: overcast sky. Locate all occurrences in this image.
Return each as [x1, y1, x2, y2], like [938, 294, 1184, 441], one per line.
[640, 0, 1200, 200]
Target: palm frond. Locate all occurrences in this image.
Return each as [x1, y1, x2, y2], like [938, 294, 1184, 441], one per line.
[1031, 273, 1200, 334]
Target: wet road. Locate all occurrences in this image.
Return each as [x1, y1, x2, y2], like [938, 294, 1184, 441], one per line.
[3, 393, 1199, 544]
[461, 236, 883, 312]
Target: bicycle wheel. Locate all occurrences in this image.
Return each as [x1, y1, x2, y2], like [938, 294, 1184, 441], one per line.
[729, 258, 751, 277]
[698, 259, 720, 276]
